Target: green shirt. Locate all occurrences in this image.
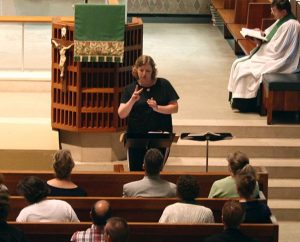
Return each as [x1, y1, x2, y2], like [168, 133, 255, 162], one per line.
[208, 176, 260, 198]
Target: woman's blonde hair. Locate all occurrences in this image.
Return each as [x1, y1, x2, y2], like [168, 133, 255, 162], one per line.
[132, 55, 157, 80]
[53, 149, 75, 179]
[227, 151, 249, 176]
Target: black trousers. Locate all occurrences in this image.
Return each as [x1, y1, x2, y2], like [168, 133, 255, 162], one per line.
[229, 91, 261, 113]
[127, 147, 169, 171]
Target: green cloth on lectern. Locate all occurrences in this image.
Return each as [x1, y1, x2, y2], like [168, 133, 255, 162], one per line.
[74, 4, 125, 63]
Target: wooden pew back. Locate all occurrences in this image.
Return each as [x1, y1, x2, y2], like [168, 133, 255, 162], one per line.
[10, 221, 279, 242]
[2, 170, 269, 198]
[9, 196, 265, 223]
[247, 2, 273, 28]
[211, 0, 236, 10]
[224, 0, 236, 9]
[234, 0, 252, 24]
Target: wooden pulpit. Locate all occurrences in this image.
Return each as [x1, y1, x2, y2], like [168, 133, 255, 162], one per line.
[51, 18, 143, 132]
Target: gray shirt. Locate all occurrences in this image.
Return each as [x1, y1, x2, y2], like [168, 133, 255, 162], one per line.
[123, 175, 176, 197]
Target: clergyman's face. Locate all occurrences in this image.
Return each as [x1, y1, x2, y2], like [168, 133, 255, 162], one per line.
[271, 6, 287, 20]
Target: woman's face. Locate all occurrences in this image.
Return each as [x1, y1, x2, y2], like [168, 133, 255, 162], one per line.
[137, 63, 153, 84]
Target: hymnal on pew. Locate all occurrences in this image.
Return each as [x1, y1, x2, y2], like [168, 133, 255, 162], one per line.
[240, 28, 267, 41]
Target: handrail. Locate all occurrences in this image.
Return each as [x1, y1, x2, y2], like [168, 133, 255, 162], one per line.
[0, 16, 74, 23]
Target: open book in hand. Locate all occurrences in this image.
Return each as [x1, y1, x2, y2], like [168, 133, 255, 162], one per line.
[240, 28, 267, 41]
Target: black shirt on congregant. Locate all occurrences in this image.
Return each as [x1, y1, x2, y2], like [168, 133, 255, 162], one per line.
[241, 200, 272, 223]
[47, 184, 87, 197]
[0, 221, 28, 242]
[205, 228, 257, 242]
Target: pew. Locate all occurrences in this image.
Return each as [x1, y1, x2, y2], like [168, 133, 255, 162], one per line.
[216, 0, 273, 55]
[228, 2, 273, 54]
[261, 73, 300, 124]
[1, 169, 269, 198]
[7, 196, 266, 223]
[10, 220, 279, 242]
[217, 0, 236, 26]
[211, 0, 236, 9]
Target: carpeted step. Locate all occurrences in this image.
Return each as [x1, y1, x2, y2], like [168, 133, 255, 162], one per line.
[170, 138, 300, 158]
[268, 199, 300, 221]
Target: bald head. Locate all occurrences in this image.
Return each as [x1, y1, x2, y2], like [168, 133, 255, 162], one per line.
[91, 200, 112, 226]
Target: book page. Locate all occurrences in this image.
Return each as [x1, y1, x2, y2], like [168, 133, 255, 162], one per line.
[240, 28, 267, 41]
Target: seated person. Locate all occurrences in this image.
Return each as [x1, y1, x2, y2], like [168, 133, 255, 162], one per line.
[104, 217, 129, 242]
[16, 176, 79, 222]
[236, 167, 272, 223]
[0, 174, 8, 192]
[71, 200, 112, 242]
[47, 149, 87, 196]
[205, 200, 257, 242]
[0, 192, 28, 242]
[208, 151, 259, 198]
[228, 0, 300, 112]
[123, 148, 176, 197]
[159, 175, 214, 224]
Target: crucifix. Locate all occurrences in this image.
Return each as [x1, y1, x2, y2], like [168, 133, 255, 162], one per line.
[51, 39, 74, 92]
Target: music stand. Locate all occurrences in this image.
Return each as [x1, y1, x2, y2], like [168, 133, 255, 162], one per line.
[181, 132, 233, 172]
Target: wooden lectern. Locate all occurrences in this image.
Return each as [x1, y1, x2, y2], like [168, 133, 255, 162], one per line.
[51, 18, 143, 132]
[125, 132, 177, 149]
[125, 132, 178, 171]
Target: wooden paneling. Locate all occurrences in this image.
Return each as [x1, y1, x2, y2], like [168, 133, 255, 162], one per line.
[51, 20, 143, 132]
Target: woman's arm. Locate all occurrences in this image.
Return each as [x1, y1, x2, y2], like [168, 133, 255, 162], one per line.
[118, 85, 143, 119]
[147, 99, 178, 114]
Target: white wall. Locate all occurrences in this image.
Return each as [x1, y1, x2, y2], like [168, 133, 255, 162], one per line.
[0, 23, 51, 71]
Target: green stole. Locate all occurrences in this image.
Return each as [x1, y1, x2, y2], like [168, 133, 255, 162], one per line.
[265, 13, 296, 41]
[249, 13, 296, 57]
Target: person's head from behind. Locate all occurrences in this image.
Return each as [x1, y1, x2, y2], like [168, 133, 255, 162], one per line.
[90, 200, 112, 226]
[143, 148, 164, 176]
[0, 192, 9, 221]
[0, 174, 8, 192]
[104, 217, 129, 242]
[17, 176, 49, 204]
[177, 175, 199, 202]
[271, 0, 291, 19]
[238, 164, 258, 180]
[53, 149, 75, 180]
[236, 166, 257, 199]
[227, 151, 249, 176]
[132, 55, 157, 82]
[222, 200, 245, 229]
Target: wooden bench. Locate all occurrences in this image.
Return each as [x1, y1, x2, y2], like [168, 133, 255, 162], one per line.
[216, 0, 273, 55]
[232, 2, 273, 54]
[211, 0, 236, 9]
[7, 196, 266, 222]
[10, 220, 279, 242]
[261, 73, 300, 124]
[226, 0, 272, 54]
[2, 169, 269, 198]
